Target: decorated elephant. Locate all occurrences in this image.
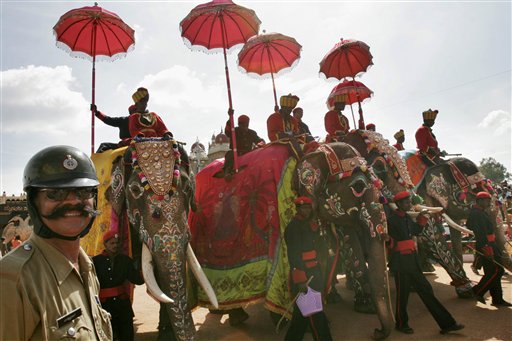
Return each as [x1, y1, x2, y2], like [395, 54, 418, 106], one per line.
[295, 142, 394, 339]
[405, 154, 512, 271]
[344, 130, 473, 298]
[87, 138, 216, 341]
[190, 141, 394, 340]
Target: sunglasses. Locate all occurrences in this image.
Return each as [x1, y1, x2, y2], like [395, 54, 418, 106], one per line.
[39, 187, 96, 201]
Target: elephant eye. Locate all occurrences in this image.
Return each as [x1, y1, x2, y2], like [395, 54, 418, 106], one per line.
[371, 158, 387, 177]
[349, 175, 369, 198]
[128, 182, 144, 199]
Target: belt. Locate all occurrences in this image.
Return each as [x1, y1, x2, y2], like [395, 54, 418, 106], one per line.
[302, 250, 318, 268]
[99, 286, 127, 301]
[394, 239, 416, 255]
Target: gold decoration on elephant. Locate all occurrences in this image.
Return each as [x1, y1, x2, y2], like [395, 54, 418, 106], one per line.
[363, 131, 413, 187]
[134, 140, 176, 196]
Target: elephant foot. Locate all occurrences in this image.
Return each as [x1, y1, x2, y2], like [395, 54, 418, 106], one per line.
[270, 311, 288, 329]
[421, 262, 436, 273]
[326, 290, 342, 304]
[373, 328, 391, 340]
[354, 295, 377, 314]
[157, 326, 176, 341]
[228, 308, 249, 326]
[455, 282, 475, 299]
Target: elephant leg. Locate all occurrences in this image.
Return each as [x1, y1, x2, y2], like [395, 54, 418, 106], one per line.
[449, 225, 463, 265]
[157, 303, 176, 341]
[419, 221, 473, 298]
[228, 308, 249, 326]
[339, 226, 376, 314]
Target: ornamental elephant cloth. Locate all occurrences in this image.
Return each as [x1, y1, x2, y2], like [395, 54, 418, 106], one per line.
[189, 144, 297, 315]
[82, 147, 131, 257]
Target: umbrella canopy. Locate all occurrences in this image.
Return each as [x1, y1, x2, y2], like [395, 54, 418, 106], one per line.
[326, 80, 373, 110]
[180, 0, 261, 173]
[180, 0, 261, 52]
[53, 3, 135, 154]
[319, 39, 373, 80]
[238, 32, 302, 108]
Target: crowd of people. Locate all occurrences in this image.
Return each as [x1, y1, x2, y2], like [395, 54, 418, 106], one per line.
[0, 86, 510, 341]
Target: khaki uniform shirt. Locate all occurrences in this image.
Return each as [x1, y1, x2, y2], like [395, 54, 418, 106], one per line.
[0, 234, 112, 341]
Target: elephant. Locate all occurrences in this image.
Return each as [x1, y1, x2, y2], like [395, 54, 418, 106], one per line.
[190, 141, 393, 340]
[411, 156, 512, 272]
[105, 138, 215, 341]
[295, 142, 393, 340]
[344, 130, 473, 298]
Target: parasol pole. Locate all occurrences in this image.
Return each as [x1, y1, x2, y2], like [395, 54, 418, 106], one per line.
[219, 15, 239, 173]
[270, 71, 278, 109]
[348, 104, 356, 129]
[353, 78, 365, 129]
[90, 21, 98, 155]
[268, 52, 278, 108]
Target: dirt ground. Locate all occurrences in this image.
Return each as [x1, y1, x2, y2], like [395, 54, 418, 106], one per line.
[133, 263, 512, 341]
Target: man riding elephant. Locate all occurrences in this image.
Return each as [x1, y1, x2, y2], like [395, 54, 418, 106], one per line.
[415, 108, 447, 166]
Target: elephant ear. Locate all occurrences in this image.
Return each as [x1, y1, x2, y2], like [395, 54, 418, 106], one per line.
[108, 154, 129, 216]
[296, 151, 328, 197]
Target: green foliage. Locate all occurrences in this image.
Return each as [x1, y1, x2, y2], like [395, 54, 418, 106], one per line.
[479, 157, 511, 184]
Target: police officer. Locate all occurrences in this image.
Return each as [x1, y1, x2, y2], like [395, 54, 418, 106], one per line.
[0, 145, 112, 340]
[415, 109, 446, 165]
[93, 231, 144, 341]
[385, 191, 464, 335]
[284, 196, 333, 341]
[324, 94, 350, 142]
[468, 191, 512, 307]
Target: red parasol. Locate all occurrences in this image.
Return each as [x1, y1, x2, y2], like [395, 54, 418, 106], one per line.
[319, 38, 373, 80]
[238, 31, 302, 109]
[53, 3, 135, 154]
[319, 38, 373, 129]
[180, 0, 261, 172]
[326, 80, 373, 128]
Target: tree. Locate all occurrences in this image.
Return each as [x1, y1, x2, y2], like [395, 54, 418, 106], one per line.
[479, 157, 511, 184]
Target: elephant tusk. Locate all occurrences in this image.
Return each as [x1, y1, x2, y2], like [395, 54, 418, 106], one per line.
[413, 204, 444, 214]
[187, 243, 219, 309]
[141, 243, 175, 304]
[442, 213, 474, 236]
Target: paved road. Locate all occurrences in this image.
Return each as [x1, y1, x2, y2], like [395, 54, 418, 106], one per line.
[133, 263, 512, 340]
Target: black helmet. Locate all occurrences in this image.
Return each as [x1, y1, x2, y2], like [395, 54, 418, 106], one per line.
[23, 145, 99, 240]
[23, 145, 99, 190]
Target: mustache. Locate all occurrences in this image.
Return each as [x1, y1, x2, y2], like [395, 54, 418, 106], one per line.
[40, 204, 90, 220]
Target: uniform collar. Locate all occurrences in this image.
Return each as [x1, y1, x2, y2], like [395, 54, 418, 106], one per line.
[30, 234, 93, 286]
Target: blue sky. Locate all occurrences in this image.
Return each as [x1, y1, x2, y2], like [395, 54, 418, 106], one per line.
[1, 0, 511, 195]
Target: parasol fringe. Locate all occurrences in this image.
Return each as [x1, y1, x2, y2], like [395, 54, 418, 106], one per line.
[54, 40, 135, 63]
[237, 57, 301, 80]
[181, 36, 245, 55]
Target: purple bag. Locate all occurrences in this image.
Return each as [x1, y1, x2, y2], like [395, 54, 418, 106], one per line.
[296, 287, 323, 317]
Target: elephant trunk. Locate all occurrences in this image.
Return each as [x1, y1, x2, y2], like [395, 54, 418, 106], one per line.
[366, 238, 393, 340]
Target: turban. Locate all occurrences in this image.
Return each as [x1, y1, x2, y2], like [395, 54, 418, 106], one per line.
[132, 88, 149, 103]
[422, 109, 438, 120]
[366, 123, 376, 130]
[103, 230, 119, 242]
[476, 191, 492, 199]
[393, 191, 411, 202]
[394, 129, 405, 139]
[238, 115, 250, 125]
[294, 196, 313, 205]
[280, 94, 300, 109]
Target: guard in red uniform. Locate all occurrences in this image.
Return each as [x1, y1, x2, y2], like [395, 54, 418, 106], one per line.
[468, 192, 512, 307]
[393, 129, 405, 151]
[385, 191, 464, 335]
[93, 231, 144, 341]
[284, 197, 333, 341]
[365, 123, 376, 131]
[324, 94, 350, 142]
[128, 88, 173, 139]
[267, 94, 300, 142]
[415, 109, 445, 165]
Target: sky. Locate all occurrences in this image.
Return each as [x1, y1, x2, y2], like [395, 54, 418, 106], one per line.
[1, 0, 511, 195]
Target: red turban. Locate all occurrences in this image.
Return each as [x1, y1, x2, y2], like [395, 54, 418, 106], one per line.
[238, 115, 250, 124]
[476, 191, 491, 199]
[103, 230, 119, 242]
[294, 196, 313, 205]
[393, 191, 410, 202]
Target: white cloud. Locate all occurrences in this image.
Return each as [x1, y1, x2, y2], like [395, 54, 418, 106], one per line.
[478, 110, 511, 135]
[1, 65, 88, 134]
